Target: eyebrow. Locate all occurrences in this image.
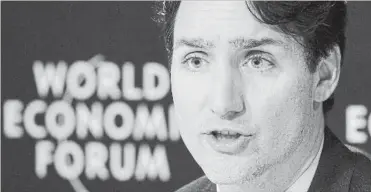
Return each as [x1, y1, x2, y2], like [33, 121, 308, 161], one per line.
[173, 37, 285, 51]
[174, 38, 215, 50]
[229, 37, 285, 49]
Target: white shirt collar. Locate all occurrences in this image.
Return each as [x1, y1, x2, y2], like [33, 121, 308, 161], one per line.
[217, 136, 324, 192]
[285, 135, 324, 192]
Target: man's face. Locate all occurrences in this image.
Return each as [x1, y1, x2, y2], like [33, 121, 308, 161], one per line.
[171, 1, 320, 184]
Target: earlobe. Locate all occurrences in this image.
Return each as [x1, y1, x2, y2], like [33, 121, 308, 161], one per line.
[314, 45, 341, 103]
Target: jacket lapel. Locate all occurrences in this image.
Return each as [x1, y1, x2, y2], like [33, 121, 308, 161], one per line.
[308, 127, 356, 192]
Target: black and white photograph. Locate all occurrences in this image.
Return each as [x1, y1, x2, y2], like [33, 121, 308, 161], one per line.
[2, 1, 371, 192]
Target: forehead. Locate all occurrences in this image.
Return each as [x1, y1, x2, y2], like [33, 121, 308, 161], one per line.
[173, 1, 289, 46]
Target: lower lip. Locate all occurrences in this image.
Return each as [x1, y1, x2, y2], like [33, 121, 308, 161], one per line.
[202, 133, 252, 155]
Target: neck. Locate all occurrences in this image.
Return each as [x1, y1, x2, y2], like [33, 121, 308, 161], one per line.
[218, 113, 325, 192]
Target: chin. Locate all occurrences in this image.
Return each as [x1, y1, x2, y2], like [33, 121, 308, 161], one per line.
[206, 174, 246, 185]
[200, 161, 262, 185]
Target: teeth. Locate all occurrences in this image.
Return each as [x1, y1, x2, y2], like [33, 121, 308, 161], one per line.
[211, 131, 241, 137]
[221, 131, 229, 135]
[218, 131, 238, 135]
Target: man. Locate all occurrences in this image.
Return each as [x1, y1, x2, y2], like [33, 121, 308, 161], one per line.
[154, 1, 371, 192]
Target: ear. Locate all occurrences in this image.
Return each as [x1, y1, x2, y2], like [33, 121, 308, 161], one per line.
[314, 45, 341, 103]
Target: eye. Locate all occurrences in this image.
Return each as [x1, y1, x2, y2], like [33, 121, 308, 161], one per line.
[241, 52, 275, 72]
[181, 53, 209, 72]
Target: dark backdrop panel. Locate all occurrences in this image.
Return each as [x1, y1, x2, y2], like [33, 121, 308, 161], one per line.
[2, 2, 371, 192]
[328, 1, 371, 154]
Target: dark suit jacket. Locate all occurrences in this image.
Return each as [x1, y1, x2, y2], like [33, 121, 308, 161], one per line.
[176, 127, 371, 192]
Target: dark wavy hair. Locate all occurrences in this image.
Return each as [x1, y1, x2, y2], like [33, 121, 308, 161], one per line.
[153, 1, 347, 114]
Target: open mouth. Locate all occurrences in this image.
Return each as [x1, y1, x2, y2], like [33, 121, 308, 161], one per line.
[210, 130, 242, 139]
[202, 129, 253, 154]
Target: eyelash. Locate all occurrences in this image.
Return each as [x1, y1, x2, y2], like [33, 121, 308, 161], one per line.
[179, 51, 275, 73]
[181, 52, 209, 72]
[241, 51, 275, 71]
[181, 52, 207, 62]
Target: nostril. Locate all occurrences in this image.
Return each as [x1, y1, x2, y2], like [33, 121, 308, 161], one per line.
[210, 98, 246, 120]
[220, 111, 238, 120]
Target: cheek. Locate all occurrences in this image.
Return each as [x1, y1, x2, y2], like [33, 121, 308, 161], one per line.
[171, 70, 210, 128]
[245, 73, 314, 150]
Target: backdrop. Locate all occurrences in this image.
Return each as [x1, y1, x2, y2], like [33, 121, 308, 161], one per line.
[2, 2, 371, 192]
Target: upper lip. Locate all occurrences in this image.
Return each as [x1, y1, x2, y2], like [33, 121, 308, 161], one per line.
[201, 122, 253, 136]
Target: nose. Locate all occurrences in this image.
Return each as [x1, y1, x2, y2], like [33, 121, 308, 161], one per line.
[209, 65, 245, 120]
